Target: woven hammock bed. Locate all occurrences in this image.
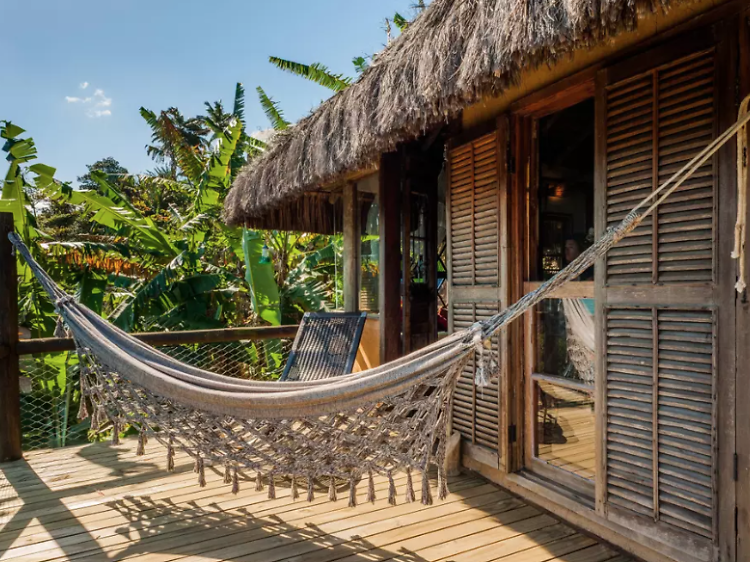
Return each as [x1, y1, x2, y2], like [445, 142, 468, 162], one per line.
[9, 98, 749, 508]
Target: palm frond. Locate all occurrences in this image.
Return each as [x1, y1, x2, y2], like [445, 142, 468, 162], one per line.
[268, 57, 352, 92]
[256, 86, 289, 131]
[246, 136, 267, 159]
[393, 12, 409, 31]
[233, 83, 246, 126]
[352, 56, 370, 74]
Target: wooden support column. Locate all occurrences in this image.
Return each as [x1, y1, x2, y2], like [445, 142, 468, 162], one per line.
[342, 182, 360, 313]
[0, 213, 22, 462]
[379, 151, 402, 363]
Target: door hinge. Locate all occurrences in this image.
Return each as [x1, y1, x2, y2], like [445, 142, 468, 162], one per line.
[508, 424, 517, 443]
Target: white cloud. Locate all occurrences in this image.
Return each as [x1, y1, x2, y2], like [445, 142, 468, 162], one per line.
[65, 84, 112, 118]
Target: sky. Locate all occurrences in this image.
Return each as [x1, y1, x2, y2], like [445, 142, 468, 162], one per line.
[0, 0, 416, 184]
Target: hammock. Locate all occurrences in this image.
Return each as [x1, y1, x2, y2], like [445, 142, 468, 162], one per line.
[562, 298, 595, 384]
[9, 98, 749, 507]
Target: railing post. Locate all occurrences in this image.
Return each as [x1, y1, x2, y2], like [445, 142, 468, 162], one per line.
[0, 212, 22, 462]
[343, 181, 360, 313]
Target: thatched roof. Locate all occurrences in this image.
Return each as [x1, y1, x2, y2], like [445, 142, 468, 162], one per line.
[225, 0, 682, 229]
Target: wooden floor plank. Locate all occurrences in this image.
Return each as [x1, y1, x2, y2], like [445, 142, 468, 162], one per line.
[0, 441, 632, 562]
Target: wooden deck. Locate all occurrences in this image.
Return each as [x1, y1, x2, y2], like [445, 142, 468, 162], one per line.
[0, 441, 630, 562]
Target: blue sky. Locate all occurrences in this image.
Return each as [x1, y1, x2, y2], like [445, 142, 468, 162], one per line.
[1, 0, 415, 184]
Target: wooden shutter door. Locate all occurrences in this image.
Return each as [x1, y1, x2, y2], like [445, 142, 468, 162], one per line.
[447, 125, 508, 469]
[596, 32, 736, 558]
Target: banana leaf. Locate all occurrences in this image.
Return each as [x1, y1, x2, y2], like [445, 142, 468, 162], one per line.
[242, 229, 283, 369]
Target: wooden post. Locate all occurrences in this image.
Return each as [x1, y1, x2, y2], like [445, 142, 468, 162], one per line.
[379, 151, 402, 364]
[0, 212, 22, 462]
[401, 155, 412, 354]
[342, 182, 360, 313]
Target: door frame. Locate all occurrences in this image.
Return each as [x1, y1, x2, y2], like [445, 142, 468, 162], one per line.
[509, 77, 599, 497]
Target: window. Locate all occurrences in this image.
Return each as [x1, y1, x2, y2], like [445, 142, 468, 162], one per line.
[527, 98, 597, 488]
[359, 191, 380, 313]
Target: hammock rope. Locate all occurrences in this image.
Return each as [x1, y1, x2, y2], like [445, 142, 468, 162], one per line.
[9, 94, 750, 505]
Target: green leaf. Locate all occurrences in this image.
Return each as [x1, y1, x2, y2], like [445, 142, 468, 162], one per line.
[353, 56, 369, 74]
[1, 122, 25, 139]
[75, 269, 108, 314]
[28, 163, 56, 178]
[195, 117, 242, 211]
[393, 12, 409, 31]
[242, 229, 281, 327]
[1, 125, 39, 241]
[256, 86, 289, 131]
[268, 57, 352, 92]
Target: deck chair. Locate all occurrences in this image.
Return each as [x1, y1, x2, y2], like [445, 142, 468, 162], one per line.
[279, 312, 368, 382]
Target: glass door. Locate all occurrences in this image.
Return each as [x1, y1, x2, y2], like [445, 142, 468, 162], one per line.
[523, 97, 597, 497]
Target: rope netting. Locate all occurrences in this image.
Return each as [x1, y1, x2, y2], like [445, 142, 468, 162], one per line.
[8, 95, 749, 506]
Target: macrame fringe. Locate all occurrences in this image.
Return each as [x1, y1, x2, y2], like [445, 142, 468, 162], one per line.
[421, 471, 433, 505]
[473, 328, 494, 387]
[77, 395, 89, 421]
[197, 456, 206, 488]
[267, 474, 276, 499]
[291, 475, 299, 500]
[167, 436, 175, 472]
[232, 468, 240, 494]
[348, 477, 357, 507]
[438, 465, 449, 501]
[367, 470, 376, 504]
[328, 476, 337, 502]
[387, 471, 397, 506]
[255, 471, 264, 492]
[136, 426, 147, 456]
[224, 463, 232, 484]
[95, 405, 107, 432]
[54, 317, 67, 339]
[77, 378, 89, 420]
[307, 477, 315, 502]
[111, 420, 120, 445]
[405, 469, 415, 503]
[90, 405, 99, 431]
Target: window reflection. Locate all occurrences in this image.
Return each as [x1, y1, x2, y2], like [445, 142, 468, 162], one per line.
[537, 99, 595, 281]
[533, 297, 596, 482]
[535, 298, 596, 384]
[359, 193, 379, 313]
[536, 382, 595, 480]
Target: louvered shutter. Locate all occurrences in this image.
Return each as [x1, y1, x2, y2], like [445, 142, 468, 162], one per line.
[604, 308, 715, 537]
[605, 50, 716, 284]
[599, 47, 720, 551]
[447, 129, 508, 467]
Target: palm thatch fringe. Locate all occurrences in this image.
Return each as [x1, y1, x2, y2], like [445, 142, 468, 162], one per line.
[225, 0, 683, 228]
[243, 191, 342, 234]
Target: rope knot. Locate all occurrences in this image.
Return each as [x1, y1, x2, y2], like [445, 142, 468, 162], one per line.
[55, 296, 75, 308]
